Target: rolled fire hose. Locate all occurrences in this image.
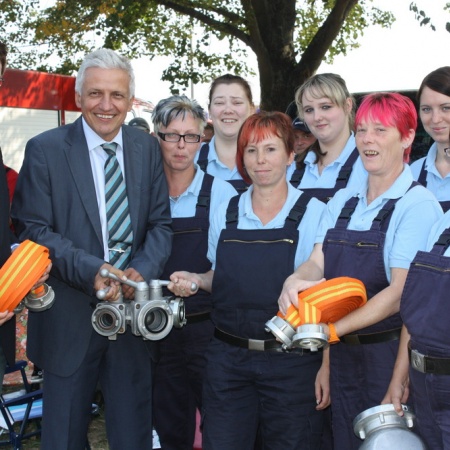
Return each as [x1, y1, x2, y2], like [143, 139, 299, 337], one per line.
[0, 240, 51, 312]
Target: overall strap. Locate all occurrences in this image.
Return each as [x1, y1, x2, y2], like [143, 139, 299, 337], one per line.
[334, 148, 359, 190]
[289, 166, 306, 188]
[225, 195, 240, 229]
[197, 142, 210, 173]
[195, 173, 214, 219]
[284, 193, 312, 230]
[334, 196, 359, 229]
[417, 160, 427, 187]
[431, 228, 450, 255]
[370, 181, 420, 232]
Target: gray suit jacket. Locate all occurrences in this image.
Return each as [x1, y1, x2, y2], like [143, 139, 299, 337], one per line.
[11, 117, 172, 376]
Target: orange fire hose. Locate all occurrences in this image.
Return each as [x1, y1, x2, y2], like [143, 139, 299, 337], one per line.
[0, 240, 51, 312]
[279, 276, 367, 331]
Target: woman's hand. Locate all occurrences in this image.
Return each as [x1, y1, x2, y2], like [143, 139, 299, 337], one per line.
[315, 347, 331, 410]
[168, 270, 213, 297]
[381, 376, 409, 416]
[278, 275, 325, 315]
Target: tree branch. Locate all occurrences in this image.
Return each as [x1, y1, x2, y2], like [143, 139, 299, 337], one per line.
[153, 0, 252, 45]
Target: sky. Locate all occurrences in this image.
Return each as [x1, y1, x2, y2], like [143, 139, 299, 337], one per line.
[132, 0, 450, 108]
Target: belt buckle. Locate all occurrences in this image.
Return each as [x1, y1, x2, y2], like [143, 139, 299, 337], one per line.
[410, 348, 426, 373]
[248, 339, 265, 351]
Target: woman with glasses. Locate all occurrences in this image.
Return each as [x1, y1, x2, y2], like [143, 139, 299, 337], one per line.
[168, 111, 328, 450]
[196, 74, 255, 194]
[151, 95, 237, 450]
[410, 67, 450, 212]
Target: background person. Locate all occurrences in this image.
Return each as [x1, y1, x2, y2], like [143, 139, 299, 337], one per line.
[410, 66, 450, 212]
[196, 74, 255, 194]
[285, 100, 317, 171]
[12, 48, 172, 449]
[293, 73, 367, 202]
[151, 95, 237, 450]
[202, 121, 214, 143]
[169, 111, 328, 450]
[279, 92, 442, 449]
[128, 116, 151, 133]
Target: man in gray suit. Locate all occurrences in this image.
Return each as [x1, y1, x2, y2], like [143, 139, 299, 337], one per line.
[12, 48, 172, 449]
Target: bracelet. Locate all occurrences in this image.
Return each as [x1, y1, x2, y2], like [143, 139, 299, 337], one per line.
[328, 323, 340, 344]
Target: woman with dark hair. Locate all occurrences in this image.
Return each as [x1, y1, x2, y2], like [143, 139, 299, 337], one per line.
[279, 92, 442, 449]
[292, 73, 367, 202]
[384, 125, 450, 450]
[169, 111, 328, 449]
[196, 74, 255, 193]
[410, 66, 450, 211]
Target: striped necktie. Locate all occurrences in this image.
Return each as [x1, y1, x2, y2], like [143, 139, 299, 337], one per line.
[102, 143, 133, 270]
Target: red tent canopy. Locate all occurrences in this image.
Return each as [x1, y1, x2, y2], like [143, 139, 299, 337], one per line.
[0, 68, 80, 112]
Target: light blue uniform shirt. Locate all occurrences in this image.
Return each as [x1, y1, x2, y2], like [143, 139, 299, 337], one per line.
[208, 183, 326, 270]
[410, 143, 450, 202]
[298, 133, 367, 192]
[194, 136, 243, 181]
[169, 165, 238, 220]
[316, 164, 443, 281]
[426, 210, 450, 257]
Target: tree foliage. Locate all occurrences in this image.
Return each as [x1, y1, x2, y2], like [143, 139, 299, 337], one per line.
[1, 0, 396, 110]
[409, 2, 450, 33]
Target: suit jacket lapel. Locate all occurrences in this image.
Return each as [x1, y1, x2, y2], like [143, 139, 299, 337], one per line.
[122, 126, 142, 248]
[64, 118, 103, 248]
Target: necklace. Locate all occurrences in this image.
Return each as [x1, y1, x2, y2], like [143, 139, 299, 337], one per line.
[170, 195, 180, 202]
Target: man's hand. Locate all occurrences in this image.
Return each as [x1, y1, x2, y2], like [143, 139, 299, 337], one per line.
[94, 263, 127, 302]
[121, 268, 145, 300]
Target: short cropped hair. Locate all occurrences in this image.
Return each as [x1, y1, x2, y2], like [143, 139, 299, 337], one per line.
[355, 92, 417, 160]
[208, 74, 254, 109]
[75, 48, 135, 98]
[236, 111, 294, 184]
[295, 73, 355, 128]
[152, 95, 206, 134]
[418, 66, 450, 101]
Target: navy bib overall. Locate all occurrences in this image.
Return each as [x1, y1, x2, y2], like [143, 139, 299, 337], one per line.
[202, 194, 323, 450]
[400, 227, 450, 450]
[290, 148, 359, 203]
[153, 174, 215, 450]
[417, 160, 450, 212]
[322, 195, 403, 449]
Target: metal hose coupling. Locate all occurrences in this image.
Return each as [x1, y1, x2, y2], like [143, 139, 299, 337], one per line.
[14, 283, 56, 313]
[92, 269, 193, 341]
[265, 277, 367, 352]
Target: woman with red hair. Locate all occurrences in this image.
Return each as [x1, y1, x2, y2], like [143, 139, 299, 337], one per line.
[279, 92, 442, 449]
[168, 111, 328, 449]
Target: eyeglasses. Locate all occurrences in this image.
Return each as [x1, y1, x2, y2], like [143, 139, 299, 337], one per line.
[157, 132, 201, 143]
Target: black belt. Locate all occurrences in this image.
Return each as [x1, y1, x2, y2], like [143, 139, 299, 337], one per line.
[409, 344, 450, 375]
[214, 328, 287, 352]
[186, 311, 211, 324]
[340, 328, 401, 345]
